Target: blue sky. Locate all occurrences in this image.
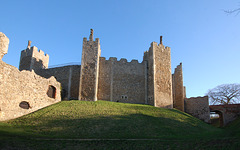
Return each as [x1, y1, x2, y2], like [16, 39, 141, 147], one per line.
[1, 0, 240, 98]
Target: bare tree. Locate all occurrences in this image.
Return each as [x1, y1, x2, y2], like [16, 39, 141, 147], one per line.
[224, 2, 240, 15]
[207, 84, 240, 105]
[224, 8, 240, 15]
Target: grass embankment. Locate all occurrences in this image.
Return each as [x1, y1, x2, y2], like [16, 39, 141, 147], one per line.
[0, 100, 239, 149]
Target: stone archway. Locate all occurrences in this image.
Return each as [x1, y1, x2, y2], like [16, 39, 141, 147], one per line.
[210, 110, 224, 127]
[47, 85, 56, 99]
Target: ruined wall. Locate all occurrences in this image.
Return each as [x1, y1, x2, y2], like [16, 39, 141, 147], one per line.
[79, 29, 101, 101]
[0, 32, 9, 60]
[98, 57, 146, 104]
[185, 96, 210, 123]
[36, 65, 81, 100]
[19, 46, 49, 71]
[147, 42, 173, 108]
[172, 63, 184, 111]
[0, 60, 61, 121]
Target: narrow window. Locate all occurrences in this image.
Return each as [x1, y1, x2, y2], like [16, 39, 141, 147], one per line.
[47, 85, 56, 99]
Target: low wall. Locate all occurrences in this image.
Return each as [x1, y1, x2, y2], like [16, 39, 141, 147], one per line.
[210, 104, 240, 126]
[0, 60, 61, 121]
[184, 96, 210, 123]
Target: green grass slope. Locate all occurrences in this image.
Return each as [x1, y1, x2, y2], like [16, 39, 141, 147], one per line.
[225, 117, 240, 138]
[1, 100, 222, 139]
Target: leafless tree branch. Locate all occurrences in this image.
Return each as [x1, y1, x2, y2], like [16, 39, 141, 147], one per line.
[224, 8, 240, 15]
[207, 84, 240, 105]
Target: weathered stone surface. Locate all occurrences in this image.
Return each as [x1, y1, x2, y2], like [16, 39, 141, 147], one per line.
[185, 96, 210, 123]
[147, 42, 173, 108]
[19, 46, 49, 71]
[15, 31, 189, 111]
[0, 60, 61, 121]
[36, 65, 81, 100]
[79, 30, 101, 101]
[0, 32, 9, 60]
[98, 57, 146, 104]
[172, 63, 185, 111]
[210, 104, 240, 126]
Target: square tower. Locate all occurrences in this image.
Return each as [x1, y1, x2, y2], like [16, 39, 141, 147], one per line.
[79, 29, 101, 101]
[19, 41, 49, 71]
[146, 37, 173, 108]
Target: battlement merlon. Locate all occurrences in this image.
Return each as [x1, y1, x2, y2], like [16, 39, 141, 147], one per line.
[100, 57, 141, 64]
[83, 29, 100, 43]
[83, 37, 100, 43]
[149, 42, 170, 51]
[20, 46, 49, 61]
[174, 62, 183, 73]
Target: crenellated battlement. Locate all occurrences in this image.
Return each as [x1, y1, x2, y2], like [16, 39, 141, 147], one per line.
[174, 62, 182, 73]
[149, 41, 170, 53]
[19, 42, 49, 71]
[20, 46, 49, 60]
[100, 57, 142, 65]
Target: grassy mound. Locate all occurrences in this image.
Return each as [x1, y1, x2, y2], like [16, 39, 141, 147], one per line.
[1, 100, 222, 139]
[225, 117, 240, 138]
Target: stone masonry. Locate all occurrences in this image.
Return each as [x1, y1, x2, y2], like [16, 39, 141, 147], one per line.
[185, 96, 210, 123]
[19, 41, 49, 71]
[0, 34, 61, 121]
[14, 29, 212, 122]
[210, 104, 240, 126]
[172, 63, 185, 111]
[0, 32, 9, 60]
[79, 29, 101, 101]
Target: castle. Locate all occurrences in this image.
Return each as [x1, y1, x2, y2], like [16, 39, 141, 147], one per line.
[19, 29, 185, 110]
[0, 30, 210, 122]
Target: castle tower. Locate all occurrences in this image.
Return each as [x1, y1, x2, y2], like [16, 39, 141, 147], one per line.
[146, 36, 173, 108]
[172, 63, 185, 111]
[19, 41, 49, 71]
[79, 29, 101, 101]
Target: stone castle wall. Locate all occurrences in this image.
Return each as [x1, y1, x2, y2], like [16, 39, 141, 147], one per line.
[172, 63, 185, 111]
[98, 57, 146, 104]
[184, 96, 210, 123]
[0, 60, 61, 121]
[36, 65, 81, 100]
[97, 57, 112, 101]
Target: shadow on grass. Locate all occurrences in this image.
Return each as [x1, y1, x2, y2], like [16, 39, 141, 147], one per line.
[7, 113, 224, 140]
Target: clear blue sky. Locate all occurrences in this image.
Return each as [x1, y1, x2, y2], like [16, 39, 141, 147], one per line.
[1, 0, 240, 98]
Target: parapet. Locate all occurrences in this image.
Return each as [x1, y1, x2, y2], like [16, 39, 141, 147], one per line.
[148, 41, 170, 54]
[20, 46, 49, 60]
[83, 29, 100, 43]
[101, 57, 142, 65]
[174, 63, 182, 73]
